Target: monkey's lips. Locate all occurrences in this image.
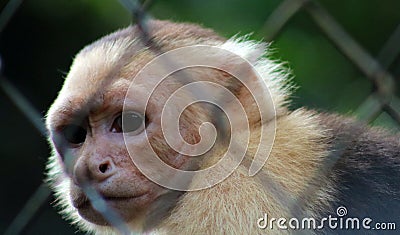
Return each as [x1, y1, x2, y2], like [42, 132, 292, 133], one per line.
[75, 194, 146, 208]
[73, 191, 148, 225]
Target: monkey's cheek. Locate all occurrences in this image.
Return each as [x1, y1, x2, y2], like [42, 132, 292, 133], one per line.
[76, 195, 149, 226]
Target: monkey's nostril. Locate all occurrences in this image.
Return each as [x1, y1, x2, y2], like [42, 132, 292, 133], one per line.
[99, 163, 110, 173]
[93, 158, 116, 179]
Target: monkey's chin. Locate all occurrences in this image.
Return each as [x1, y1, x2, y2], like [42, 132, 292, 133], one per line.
[75, 195, 147, 226]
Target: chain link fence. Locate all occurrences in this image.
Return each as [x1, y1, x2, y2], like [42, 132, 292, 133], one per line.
[1, 0, 399, 234]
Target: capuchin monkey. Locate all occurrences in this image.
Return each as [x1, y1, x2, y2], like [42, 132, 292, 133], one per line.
[46, 20, 400, 234]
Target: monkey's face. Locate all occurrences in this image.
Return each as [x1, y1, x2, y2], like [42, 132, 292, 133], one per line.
[48, 85, 154, 225]
[45, 42, 204, 226]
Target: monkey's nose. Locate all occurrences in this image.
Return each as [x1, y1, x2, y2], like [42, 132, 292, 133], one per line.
[74, 156, 117, 185]
[89, 156, 117, 181]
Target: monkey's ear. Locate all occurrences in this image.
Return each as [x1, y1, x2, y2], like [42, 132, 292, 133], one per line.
[214, 49, 276, 125]
[215, 36, 292, 124]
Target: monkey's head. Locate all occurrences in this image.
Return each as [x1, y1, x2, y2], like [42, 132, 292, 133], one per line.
[46, 20, 288, 233]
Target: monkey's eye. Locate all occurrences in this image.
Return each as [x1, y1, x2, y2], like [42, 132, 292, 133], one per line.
[111, 112, 145, 134]
[60, 124, 87, 145]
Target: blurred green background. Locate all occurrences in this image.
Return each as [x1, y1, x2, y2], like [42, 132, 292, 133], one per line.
[1, 0, 399, 234]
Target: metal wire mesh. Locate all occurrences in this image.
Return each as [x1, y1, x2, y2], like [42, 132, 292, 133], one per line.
[1, 0, 399, 234]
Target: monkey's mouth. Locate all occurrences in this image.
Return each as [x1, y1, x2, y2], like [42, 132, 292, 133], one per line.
[73, 192, 148, 225]
[74, 193, 147, 209]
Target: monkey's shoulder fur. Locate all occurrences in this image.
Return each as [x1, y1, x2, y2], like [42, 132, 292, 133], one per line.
[159, 110, 400, 234]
